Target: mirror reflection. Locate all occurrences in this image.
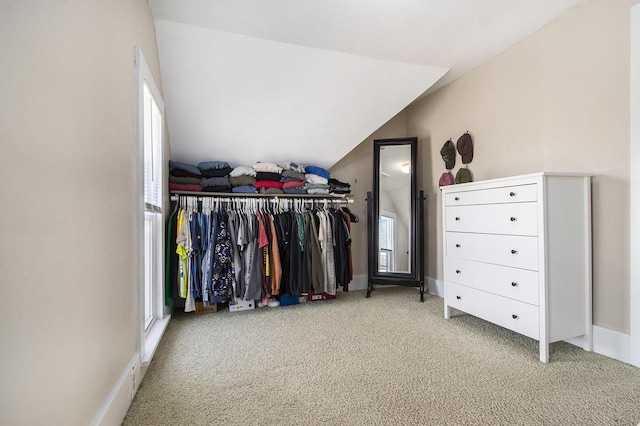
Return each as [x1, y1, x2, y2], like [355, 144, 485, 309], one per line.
[378, 145, 412, 273]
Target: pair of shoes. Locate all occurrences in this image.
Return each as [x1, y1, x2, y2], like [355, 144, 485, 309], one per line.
[267, 298, 280, 307]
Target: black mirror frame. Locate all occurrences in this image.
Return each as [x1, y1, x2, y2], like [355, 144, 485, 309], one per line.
[367, 137, 425, 301]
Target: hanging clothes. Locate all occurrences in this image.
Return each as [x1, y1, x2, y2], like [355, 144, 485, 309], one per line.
[306, 211, 323, 294]
[175, 207, 187, 298]
[268, 213, 282, 295]
[164, 206, 178, 307]
[168, 195, 354, 310]
[317, 209, 336, 295]
[333, 209, 352, 290]
[210, 211, 236, 303]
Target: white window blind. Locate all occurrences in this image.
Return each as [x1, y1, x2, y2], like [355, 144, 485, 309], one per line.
[143, 82, 163, 211]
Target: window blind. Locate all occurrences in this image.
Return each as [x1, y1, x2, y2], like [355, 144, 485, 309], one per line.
[143, 82, 163, 210]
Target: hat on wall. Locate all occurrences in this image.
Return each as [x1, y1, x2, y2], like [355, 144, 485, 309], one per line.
[440, 139, 456, 170]
[455, 167, 473, 184]
[456, 132, 473, 164]
[439, 172, 454, 187]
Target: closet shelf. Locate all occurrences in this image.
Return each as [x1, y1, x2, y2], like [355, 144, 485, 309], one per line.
[170, 191, 353, 202]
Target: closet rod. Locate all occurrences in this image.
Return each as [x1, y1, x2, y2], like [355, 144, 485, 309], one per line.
[170, 194, 353, 204]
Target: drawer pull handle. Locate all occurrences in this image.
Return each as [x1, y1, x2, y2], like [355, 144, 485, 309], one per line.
[511, 282, 518, 287]
[456, 296, 461, 300]
[509, 192, 516, 197]
[511, 249, 518, 254]
[455, 217, 461, 221]
[512, 314, 519, 320]
[454, 197, 460, 201]
[510, 217, 517, 222]
[456, 244, 461, 248]
[455, 270, 461, 274]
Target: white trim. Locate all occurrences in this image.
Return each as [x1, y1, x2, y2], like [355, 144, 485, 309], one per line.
[90, 354, 141, 426]
[135, 47, 145, 366]
[566, 325, 630, 365]
[90, 315, 170, 426]
[136, 47, 168, 364]
[91, 46, 171, 426]
[143, 314, 171, 366]
[427, 277, 444, 298]
[349, 274, 368, 291]
[629, 3, 640, 368]
[582, 178, 593, 352]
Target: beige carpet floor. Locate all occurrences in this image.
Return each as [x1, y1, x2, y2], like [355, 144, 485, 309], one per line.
[123, 287, 640, 425]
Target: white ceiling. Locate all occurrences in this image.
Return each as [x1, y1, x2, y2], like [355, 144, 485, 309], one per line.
[149, 0, 585, 170]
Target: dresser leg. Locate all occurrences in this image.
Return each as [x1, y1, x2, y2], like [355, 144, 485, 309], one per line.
[539, 342, 549, 363]
[444, 304, 451, 320]
[583, 327, 593, 352]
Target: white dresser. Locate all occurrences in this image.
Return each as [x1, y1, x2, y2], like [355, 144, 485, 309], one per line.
[441, 173, 592, 362]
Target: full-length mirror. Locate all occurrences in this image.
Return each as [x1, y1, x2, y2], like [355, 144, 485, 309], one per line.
[367, 137, 425, 301]
[378, 144, 412, 273]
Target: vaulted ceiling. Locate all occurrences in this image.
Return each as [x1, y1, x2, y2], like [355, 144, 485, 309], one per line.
[149, 0, 585, 170]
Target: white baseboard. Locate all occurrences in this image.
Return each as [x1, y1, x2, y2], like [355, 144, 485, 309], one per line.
[91, 314, 170, 426]
[427, 277, 444, 298]
[348, 274, 368, 291]
[566, 326, 630, 364]
[91, 354, 141, 426]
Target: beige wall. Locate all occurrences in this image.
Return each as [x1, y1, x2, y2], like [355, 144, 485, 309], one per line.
[335, 0, 635, 334]
[0, 1, 163, 424]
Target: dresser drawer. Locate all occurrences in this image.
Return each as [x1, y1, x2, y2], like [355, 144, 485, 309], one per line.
[445, 258, 539, 305]
[446, 232, 539, 270]
[445, 282, 540, 340]
[445, 202, 538, 236]
[444, 184, 537, 206]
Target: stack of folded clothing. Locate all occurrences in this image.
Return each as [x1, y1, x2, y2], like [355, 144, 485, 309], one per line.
[304, 165, 330, 195]
[281, 161, 306, 174]
[280, 162, 307, 194]
[169, 160, 203, 192]
[169, 160, 344, 196]
[197, 161, 232, 192]
[198, 161, 232, 178]
[253, 162, 283, 194]
[329, 178, 351, 194]
[229, 166, 257, 193]
[200, 176, 231, 192]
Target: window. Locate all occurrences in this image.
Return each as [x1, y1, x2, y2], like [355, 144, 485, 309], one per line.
[137, 48, 169, 365]
[143, 81, 163, 331]
[379, 213, 395, 272]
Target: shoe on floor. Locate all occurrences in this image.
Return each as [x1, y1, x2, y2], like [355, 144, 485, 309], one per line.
[267, 298, 280, 307]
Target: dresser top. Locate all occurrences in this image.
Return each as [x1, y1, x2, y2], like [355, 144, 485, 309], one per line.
[440, 172, 592, 192]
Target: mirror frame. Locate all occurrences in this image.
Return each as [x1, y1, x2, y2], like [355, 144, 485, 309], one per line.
[370, 137, 418, 282]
